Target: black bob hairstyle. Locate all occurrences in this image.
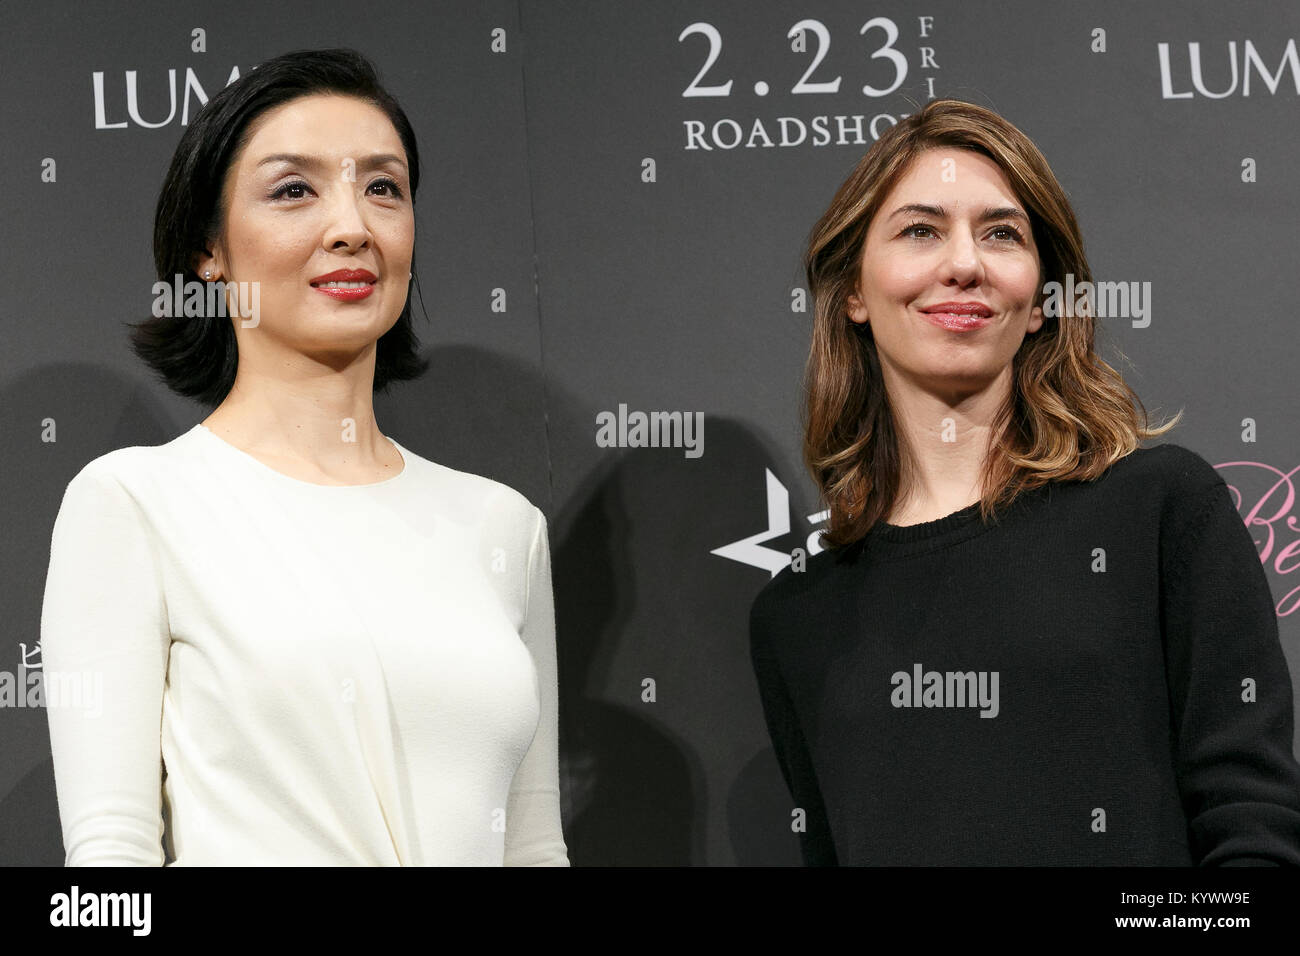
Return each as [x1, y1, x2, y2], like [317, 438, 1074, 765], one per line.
[129, 48, 429, 408]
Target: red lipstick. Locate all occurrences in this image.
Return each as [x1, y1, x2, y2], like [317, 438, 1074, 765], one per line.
[310, 268, 377, 302]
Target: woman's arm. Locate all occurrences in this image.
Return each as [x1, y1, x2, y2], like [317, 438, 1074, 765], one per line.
[503, 507, 570, 866]
[1161, 477, 1300, 865]
[749, 590, 839, 866]
[40, 462, 170, 866]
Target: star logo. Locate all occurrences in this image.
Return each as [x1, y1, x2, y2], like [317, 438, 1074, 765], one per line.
[711, 469, 829, 577]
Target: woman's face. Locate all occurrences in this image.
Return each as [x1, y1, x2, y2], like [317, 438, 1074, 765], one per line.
[198, 93, 414, 370]
[848, 147, 1044, 403]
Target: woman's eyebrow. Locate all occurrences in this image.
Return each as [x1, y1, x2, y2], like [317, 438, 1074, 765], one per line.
[887, 202, 1028, 224]
[255, 152, 408, 173]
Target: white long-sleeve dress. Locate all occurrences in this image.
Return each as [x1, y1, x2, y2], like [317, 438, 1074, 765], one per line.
[40, 423, 568, 866]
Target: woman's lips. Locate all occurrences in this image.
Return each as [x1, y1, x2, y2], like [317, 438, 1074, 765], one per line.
[919, 309, 991, 332]
[312, 280, 375, 301]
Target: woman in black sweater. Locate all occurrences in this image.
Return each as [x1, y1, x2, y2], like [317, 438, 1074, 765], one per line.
[749, 98, 1300, 865]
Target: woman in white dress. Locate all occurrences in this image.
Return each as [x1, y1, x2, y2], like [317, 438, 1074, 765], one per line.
[40, 48, 568, 866]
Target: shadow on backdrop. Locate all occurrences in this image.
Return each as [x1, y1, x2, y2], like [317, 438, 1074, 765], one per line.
[0, 363, 180, 865]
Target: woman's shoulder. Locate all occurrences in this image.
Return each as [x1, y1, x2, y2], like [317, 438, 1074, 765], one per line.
[59, 429, 200, 499]
[48, 432, 207, 546]
[750, 541, 855, 634]
[397, 444, 544, 531]
[1078, 441, 1240, 549]
[1109, 442, 1225, 492]
[1096, 442, 1230, 518]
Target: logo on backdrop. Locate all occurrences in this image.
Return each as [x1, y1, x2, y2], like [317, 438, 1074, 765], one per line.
[93, 65, 244, 129]
[711, 469, 826, 576]
[1216, 461, 1300, 618]
[677, 15, 943, 151]
[1158, 39, 1300, 99]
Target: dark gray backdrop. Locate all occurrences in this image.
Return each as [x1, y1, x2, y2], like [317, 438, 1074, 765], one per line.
[2, 0, 1297, 865]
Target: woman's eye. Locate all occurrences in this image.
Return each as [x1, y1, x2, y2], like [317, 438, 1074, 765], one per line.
[269, 178, 404, 201]
[270, 181, 311, 201]
[368, 178, 404, 199]
[901, 221, 1023, 243]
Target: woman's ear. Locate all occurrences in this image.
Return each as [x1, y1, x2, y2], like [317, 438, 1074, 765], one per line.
[191, 247, 223, 280]
[1027, 301, 1044, 333]
[847, 290, 869, 325]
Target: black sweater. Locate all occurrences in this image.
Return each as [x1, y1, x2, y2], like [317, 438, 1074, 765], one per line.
[749, 444, 1300, 865]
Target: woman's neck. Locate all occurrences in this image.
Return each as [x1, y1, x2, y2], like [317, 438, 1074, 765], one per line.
[883, 370, 1010, 525]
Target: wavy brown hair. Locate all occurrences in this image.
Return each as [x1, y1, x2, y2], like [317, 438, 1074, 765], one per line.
[805, 98, 1179, 548]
